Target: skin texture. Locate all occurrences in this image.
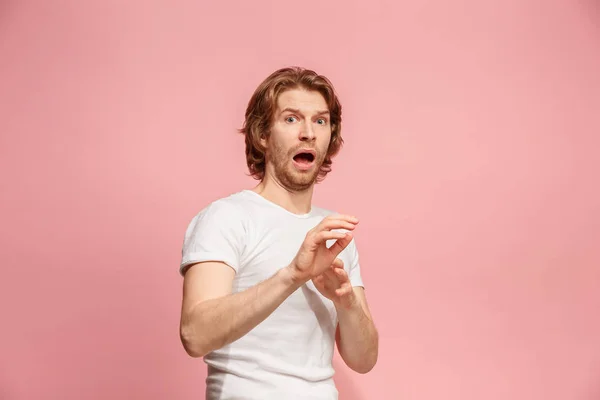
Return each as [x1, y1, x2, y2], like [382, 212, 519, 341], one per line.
[180, 87, 378, 374]
[260, 88, 331, 192]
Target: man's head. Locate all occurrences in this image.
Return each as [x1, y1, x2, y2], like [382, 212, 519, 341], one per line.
[239, 67, 343, 191]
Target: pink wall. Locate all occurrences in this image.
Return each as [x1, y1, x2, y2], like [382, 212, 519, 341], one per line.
[1, 1, 599, 399]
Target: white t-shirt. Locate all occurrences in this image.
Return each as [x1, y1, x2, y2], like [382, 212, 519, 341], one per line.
[180, 190, 365, 400]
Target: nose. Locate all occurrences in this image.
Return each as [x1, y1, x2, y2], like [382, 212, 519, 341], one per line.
[299, 120, 316, 141]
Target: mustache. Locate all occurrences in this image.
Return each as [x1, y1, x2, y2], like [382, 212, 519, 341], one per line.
[288, 146, 318, 156]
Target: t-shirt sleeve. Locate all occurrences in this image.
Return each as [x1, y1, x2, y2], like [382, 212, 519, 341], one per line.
[347, 238, 365, 288]
[179, 200, 245, 276]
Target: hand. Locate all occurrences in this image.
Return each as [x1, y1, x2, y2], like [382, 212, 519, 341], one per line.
[313, 258, 358, 310]
[287, 214, 358, 284]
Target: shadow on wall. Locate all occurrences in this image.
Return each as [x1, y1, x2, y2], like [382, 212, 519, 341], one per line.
[333, 359, 366, 400]
[0, 0, 16, 22]
[582, 0, 600, 27]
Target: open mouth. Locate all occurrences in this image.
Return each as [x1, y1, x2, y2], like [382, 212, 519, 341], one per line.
[292, 150, 316, 166]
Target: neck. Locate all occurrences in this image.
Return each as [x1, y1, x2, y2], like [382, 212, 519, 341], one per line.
[251, 173, 314, 215]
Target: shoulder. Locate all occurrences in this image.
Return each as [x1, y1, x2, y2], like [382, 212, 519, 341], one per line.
[180, 192, 251, 275]
[186, 191, 251, 231]
[197, 191, 249, 217]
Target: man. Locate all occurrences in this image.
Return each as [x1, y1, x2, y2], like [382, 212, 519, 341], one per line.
[178, 66, 378, 399]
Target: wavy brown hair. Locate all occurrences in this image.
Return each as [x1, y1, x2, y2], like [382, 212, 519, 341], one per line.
[238, 66, 343, 182]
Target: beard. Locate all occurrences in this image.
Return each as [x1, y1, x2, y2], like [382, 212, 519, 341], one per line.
[266, 141, 325, 192]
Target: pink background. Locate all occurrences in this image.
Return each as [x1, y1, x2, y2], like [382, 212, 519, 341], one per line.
[1, 1, 599, 399]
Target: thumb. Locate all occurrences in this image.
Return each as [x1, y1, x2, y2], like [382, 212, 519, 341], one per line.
[329, 233, 353, 257]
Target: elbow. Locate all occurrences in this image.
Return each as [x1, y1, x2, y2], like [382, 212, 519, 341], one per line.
[341, 351, 378, 374]
[182, 341, 206, 358]
[352, 354, 378, 374]
[356, 362, 376, 374]
[180, 323, 209, 358]
[347, 339, 379, 374]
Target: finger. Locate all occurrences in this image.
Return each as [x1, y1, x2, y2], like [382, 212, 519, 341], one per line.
[335, 283, 353, 297]
[333, 266, 349, 283]
[328, 233, 353, 256]
[323, 268, 341, 286]
[317, 215, 359, 231]
[313, 274, 325, 285]
[315, 268, 339, 290]
[315, 221, 357, 234]
[327, 214, 359, 224]
[314, 231, 349, 244]
[331, 258, 344, 269]
[320, 273, 334, 291]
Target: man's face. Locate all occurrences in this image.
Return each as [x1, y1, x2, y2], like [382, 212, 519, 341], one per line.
[262, 88, 332, 191]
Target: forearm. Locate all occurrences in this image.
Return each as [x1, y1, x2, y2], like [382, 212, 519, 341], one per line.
[181, 266, 301, 357]
[336, 298, 379, 373]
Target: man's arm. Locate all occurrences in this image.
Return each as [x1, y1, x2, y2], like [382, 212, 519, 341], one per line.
[179, 261, 302, 357]
[335, 287, 379, 373]
[179, 214, 359, 358]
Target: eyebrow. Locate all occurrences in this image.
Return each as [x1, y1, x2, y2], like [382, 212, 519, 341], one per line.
[279, 108, 330, 117]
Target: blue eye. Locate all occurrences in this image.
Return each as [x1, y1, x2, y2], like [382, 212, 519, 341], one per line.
[286, 116, 297, 123]
[317, 118, 327, 125]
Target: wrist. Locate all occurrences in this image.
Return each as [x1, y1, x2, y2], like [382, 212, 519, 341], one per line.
[335, 290, 360, 312]
[279, 265, 307, 290]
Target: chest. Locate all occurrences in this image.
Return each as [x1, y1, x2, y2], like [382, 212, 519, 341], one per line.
[231, 215, 345, 323]
[235, 215, 353, 284]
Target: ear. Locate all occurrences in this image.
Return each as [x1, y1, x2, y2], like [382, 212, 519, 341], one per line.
[260, 132, 268, 148]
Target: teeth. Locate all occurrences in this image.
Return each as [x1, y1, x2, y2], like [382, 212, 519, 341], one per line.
[293, 151, 315, 163]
